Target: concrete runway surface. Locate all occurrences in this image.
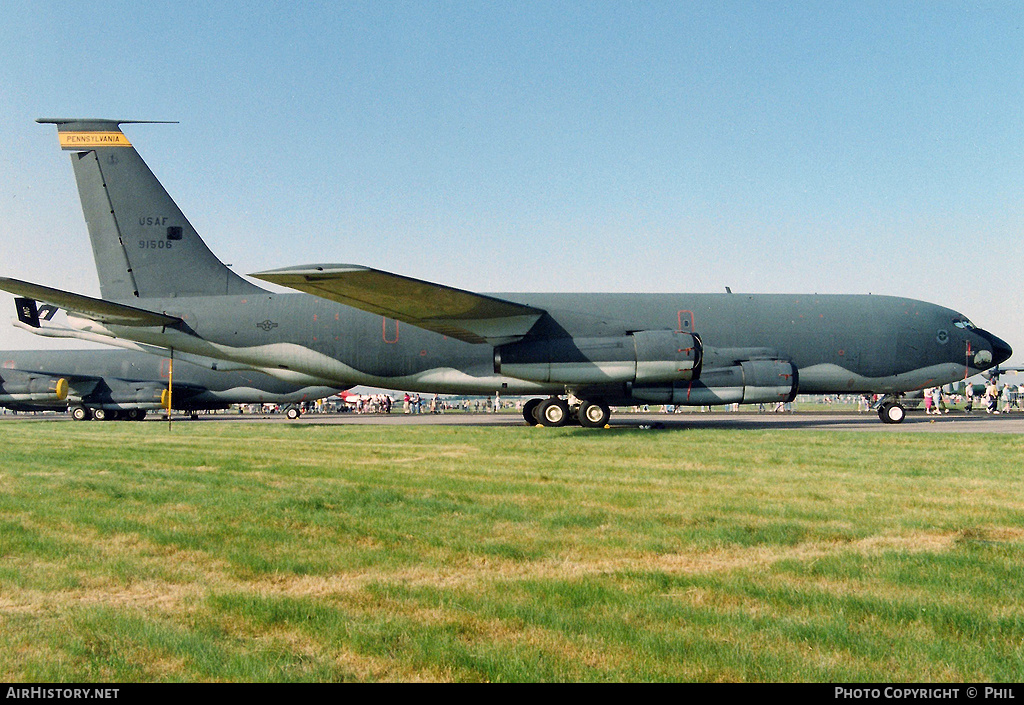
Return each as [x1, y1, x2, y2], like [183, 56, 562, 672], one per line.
[5, 409, 1024, 433]
[162, 410, 1024, 433]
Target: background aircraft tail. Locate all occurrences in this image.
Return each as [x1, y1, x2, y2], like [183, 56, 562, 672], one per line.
[38, 118, 264, 301]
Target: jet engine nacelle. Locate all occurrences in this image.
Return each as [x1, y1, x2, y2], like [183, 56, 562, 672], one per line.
[0, 376, 69, 402]
[83, 385, 174, 411]
[104, 385, 166, 405]
[495, 330, 702, 385]
[631, 359, 797, 406]
[159, 387, 203, 409]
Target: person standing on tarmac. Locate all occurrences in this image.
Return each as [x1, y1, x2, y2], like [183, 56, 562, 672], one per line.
[985, 380, 999, 414]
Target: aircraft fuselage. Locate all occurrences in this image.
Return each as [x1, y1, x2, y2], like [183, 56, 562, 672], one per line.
[72, 290, 1002, 401]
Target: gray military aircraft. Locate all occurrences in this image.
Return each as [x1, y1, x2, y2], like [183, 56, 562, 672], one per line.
[0, 118, 1012, 426]
[0, 347, 342, 420]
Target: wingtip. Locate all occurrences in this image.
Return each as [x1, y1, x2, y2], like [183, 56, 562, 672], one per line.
[251, 264, 370, 279]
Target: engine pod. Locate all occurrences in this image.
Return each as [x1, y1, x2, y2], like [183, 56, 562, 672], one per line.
[495, 330, 701, 385]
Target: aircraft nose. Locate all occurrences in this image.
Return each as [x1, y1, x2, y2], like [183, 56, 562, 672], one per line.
[978, 330, 1013, 368]
[990, 334, 1013, 367]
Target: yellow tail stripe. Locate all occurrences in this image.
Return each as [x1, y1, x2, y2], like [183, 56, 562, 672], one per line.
[58, 132, 132, 149]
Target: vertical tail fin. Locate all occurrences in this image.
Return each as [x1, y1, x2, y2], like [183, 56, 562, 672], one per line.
[37, 118, 264, 301]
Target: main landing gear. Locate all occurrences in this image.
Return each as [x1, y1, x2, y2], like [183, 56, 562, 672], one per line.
[69, 407, 148, 421]
[523, 396, 612, 428]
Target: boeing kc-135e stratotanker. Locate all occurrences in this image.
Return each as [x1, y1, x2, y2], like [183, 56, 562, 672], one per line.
[0, 119, 1012, 426]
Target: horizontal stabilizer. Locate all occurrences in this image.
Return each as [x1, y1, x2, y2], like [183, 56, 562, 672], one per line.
[0, 277, 181, 328]
[252, 265, 544, 344]
[36, 118, 178, 150]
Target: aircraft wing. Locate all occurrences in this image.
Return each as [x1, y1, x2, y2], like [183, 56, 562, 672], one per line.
[0, 277, 181, 328]
[251, 265, 544, 344]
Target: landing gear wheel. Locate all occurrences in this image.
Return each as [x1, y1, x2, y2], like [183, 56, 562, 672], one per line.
[537, 398, 571, 427]
[879, 402, 906, 424]
[125, 409, 146, 421]
[92, 408, 108, 421]
[578, 400, 611, 428]
[523, 398, 543, 425]
[286, 407, 301, 420]
[70, 407, 91, 421]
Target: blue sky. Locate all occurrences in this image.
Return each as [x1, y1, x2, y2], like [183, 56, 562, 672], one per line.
[2, 1, 1022, 365]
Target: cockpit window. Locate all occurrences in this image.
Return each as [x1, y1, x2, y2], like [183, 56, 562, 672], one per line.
[953, 317, 976, 330]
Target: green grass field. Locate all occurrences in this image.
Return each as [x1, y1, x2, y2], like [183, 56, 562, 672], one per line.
[0, 420, 1021, 682]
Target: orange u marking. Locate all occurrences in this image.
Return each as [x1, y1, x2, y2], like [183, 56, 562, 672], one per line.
[383, 317, 399, 344]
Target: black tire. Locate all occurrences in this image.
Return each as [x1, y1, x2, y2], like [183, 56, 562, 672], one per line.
[286, 407, 301, 420]
[70, 407, 90, 421]
[92, 408, 107, 421]
[578, 400, 611, 428]
[878, 402, 906, 424]
[537, 398, 570, 427]
[523, 398, 543, 425]
[520, 397, 544, 424]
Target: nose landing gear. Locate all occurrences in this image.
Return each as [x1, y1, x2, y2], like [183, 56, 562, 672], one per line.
[877, 396, 907, 424]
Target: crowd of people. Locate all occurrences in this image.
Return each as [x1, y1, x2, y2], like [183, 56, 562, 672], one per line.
[225, 394, 514, 416]
[922, 381, 1023, 415]
[398, 393, 506, 414]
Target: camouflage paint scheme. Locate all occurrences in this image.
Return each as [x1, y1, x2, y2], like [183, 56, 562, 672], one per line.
[0, 119, 1011, 426]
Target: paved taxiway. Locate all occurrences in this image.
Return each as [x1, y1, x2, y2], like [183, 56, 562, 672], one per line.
[6, 411, 1024, 433]
[75, 411, 1024, 433]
